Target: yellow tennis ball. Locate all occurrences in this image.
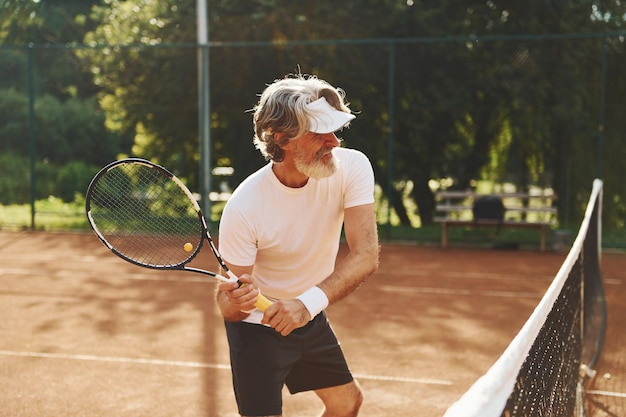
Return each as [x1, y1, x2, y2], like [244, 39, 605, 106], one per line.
[183, 242, 193, 252]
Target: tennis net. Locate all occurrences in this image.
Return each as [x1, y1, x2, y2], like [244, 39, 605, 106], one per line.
[443, 179, 607, 417]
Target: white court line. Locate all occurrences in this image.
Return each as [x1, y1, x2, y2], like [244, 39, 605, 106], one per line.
[352, 372, 452, 386]
[0, 267, 213, 283]
[0, 350, 229, 370]
[587, 389, 626, 399]
[0, 350, 452, 386]
[378, 285, 542, 298]
[380, 269, 555, 282]
[380, 270, 623, 286]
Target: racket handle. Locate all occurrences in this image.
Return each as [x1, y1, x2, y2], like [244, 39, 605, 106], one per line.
[253, 293, 273, 312]
[224, 270, 273, 312]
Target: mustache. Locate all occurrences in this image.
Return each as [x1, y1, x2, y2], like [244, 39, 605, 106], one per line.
[315, 147, 335, 159]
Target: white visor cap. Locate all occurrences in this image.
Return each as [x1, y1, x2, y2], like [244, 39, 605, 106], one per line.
[306, 97, 356, 134]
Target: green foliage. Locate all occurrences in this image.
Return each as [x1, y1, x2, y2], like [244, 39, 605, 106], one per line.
[0, 152, 30, 204]
[0, 152, 56, 204]
[78, 0, 198, 178]
[0, 152, 99, 205]
[0, 196, 88, 231]
[0, 50, 27, 91]
[34, 94, 132, 165]
[0, 0, 132, 201]
[0, 85, 132, 164]
[0, 0, 102, 44]
[2, 0, 626, 236]
[56, 161, 100, 202]
[0, 88, 29, 154]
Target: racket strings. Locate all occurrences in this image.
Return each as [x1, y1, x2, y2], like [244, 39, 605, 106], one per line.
[88, 163, 203, 268]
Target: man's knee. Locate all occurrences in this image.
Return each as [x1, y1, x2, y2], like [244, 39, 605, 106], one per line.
[318, 381, 363, 417]
[347, 385, 364, 414]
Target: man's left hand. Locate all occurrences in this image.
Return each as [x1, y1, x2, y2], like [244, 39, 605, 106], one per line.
[261, 299, 311, 336]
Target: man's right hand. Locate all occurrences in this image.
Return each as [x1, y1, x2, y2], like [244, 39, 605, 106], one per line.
[216, 274, 260, 321]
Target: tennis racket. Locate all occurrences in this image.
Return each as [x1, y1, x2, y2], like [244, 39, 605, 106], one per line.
[85, 158, 272, 312]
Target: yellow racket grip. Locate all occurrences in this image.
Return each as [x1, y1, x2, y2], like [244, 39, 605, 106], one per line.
[253, 293, 273, 312]
[238, 283, 272, 312]
[225, 270, 273, 312]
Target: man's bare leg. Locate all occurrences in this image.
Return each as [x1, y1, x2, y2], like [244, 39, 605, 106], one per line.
[315, 380, 363, 417]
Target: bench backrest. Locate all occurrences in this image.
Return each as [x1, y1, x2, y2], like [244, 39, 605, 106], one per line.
[435, 190, 557, 224]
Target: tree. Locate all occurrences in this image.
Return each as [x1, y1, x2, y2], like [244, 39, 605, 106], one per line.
[0, 0, 133, 204]
[0, 0, 103, 99]
[77, 0, 626, 231]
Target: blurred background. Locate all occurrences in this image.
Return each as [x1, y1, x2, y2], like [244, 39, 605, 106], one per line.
[1, 0, 625, 248]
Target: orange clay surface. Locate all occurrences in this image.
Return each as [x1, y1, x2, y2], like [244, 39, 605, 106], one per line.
[0, 230, 624, 417]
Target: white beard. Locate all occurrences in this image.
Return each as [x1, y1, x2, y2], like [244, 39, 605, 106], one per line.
[294, 148, 338, 179]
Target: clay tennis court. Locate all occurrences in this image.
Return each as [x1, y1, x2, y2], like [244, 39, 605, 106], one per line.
[1, 230, 624, 416]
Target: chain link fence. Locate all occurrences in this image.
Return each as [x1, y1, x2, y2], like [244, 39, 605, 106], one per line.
[1, 34, 624, 247]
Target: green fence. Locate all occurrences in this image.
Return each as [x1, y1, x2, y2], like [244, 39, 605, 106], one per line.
[1, 34, 625, 248]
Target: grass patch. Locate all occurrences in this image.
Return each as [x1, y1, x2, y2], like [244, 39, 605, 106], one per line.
[0, 197, 88, 231]
[2, 198, 625, 250]
[384, 223, 626, 251]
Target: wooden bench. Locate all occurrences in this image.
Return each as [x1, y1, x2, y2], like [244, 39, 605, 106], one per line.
[434, 191, 557, 251]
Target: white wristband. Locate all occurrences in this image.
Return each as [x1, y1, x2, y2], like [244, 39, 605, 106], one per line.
[296, 286, 329, 320]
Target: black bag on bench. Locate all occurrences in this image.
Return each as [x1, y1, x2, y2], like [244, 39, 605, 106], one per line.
[472, 196, 505, 223]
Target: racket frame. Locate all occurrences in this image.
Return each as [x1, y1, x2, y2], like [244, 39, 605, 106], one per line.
[86, 158, 272, 311]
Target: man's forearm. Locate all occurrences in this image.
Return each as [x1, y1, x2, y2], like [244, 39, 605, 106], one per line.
[318, 244, 379, 305]
[318, 204, 380, 305]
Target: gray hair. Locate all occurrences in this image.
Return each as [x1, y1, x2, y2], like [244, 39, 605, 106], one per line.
[252, 73, 352, 162]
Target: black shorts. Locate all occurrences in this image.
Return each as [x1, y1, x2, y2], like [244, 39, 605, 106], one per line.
[224, 312, 354, 416]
